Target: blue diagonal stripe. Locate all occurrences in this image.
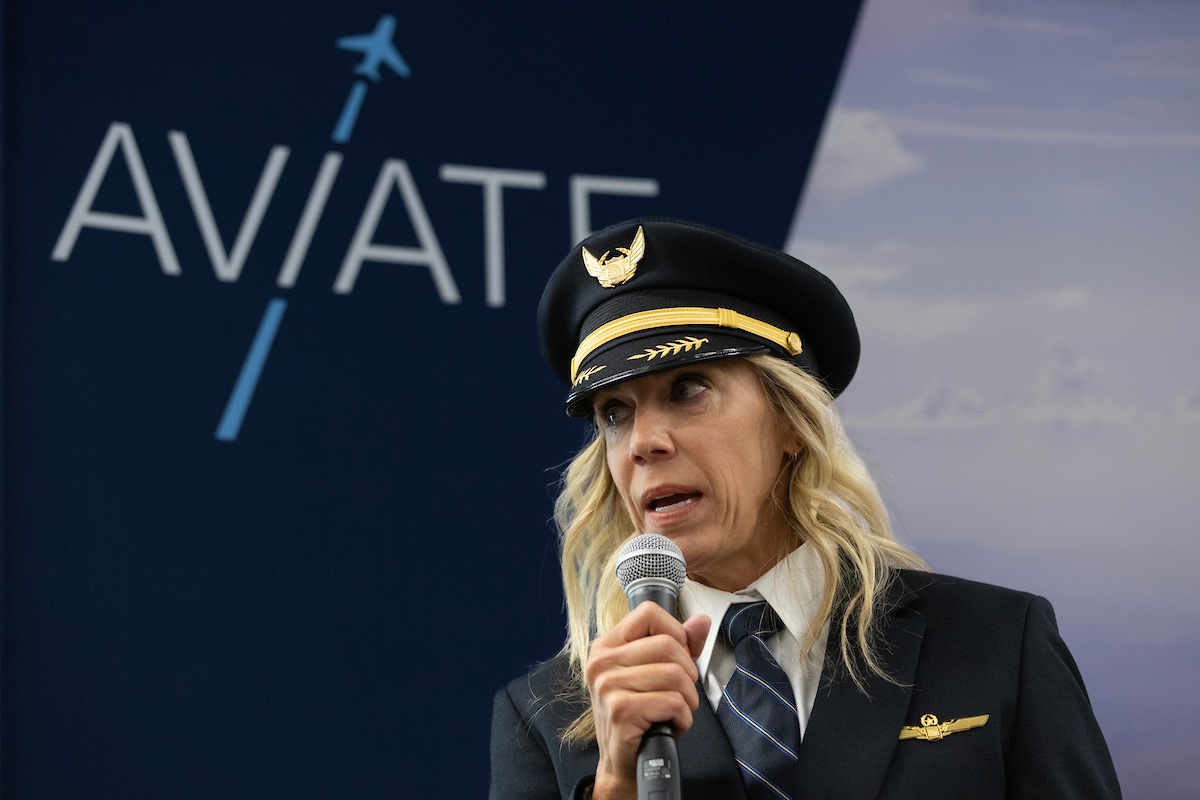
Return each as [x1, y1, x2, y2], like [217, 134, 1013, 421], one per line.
[722, 691, 798, 759]
[735, 757, 793, 800]
[751, 633, 782, 669]
[735, 665, 798, 714]
[216, 298, 287, 442]
[725, 601, 765, 639]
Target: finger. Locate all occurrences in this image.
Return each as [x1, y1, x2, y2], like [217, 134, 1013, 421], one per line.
[592, 662, 701, 709]
[590, 638, 700, 690]
[683, 613, 711, 659]
[591, 634, 700, 681]
[604, 689, 697, 735]
[609, 601, 689, 647]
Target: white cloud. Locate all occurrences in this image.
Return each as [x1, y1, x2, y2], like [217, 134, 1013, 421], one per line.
[844, 0, 979, 62]
[908, 69, 989, 89]
[1030, 340, 1107, 402]
[844, 341, 1198, 432]
[1091, 34, 1200, 84]
[974, 13, 1105, 39]
[1093, 62, 1200, 84]
[858, 294, 985, 346]
[803, 108, 925, 204]
[846, 380, 994, 431]
[845, 380, 1147, 432]
[786, 237, 985, 346]
[885, 114, 1200, 147]
[1029, 287, 1091, 309]
[1051, 181, 1117, 212]
[1170, 386, 1200, 425]
[784, 238, 913, 286]
[785, 238, 988, 346]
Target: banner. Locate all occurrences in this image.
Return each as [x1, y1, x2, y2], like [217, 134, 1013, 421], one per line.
[1, 2, 862, 796]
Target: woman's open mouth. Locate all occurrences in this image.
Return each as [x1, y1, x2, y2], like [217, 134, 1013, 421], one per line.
[647, 491, 703, 513]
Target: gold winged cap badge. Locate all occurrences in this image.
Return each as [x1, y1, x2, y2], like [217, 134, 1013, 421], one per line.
[582, 226, 645, 288]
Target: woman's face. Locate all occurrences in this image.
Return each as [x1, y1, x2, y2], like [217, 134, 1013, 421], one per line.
[592, 359, 798, 592]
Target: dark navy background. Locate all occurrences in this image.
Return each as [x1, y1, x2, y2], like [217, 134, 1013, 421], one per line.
[1, 1, 861, 796]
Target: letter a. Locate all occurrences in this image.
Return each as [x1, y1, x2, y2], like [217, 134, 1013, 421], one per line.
[51, 122, 181, 275]
[333, 159, 460, 302]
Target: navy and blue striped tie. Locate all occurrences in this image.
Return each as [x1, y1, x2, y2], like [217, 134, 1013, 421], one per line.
[715, 601, 800, 800]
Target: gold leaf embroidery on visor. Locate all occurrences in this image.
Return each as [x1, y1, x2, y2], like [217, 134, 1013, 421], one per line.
[572, 365, 607, 386]
[627, 337, 709, 362]
[569, 306, 802, 381]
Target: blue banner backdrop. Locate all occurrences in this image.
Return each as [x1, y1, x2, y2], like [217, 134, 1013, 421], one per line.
[1, 1, 862, 796]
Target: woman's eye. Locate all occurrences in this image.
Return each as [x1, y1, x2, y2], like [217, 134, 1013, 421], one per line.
[672, 377, 708, 401]
[599, 402, 631, 427]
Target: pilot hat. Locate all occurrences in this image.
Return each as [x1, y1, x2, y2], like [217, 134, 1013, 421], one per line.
[538, 218, 859, 417]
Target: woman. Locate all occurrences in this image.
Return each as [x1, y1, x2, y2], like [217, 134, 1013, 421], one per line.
[491, 219, 1121, 800]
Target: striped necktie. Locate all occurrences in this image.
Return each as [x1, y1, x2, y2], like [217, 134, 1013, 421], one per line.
[715, 601, 800, 800]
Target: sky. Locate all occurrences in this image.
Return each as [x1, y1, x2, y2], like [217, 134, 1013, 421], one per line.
[787, 1, 1200, 797]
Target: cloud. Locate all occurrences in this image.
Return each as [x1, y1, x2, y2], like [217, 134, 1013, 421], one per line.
[844, 0, 979, 62]
[846, 380, 993, 431]
[974, 13, 1105, 39]
[1029, 287, 1091, 309]
[907, 69, 989, 90]
[844, 379, 1144, 432]
[857, 295, 986, 346]
[785, 237, 984, 346]
[1030, 340, 1107, 402]
[784, 238, 913, 286]
[1089, 34, 1200, 84]
[844, 341, 1197, 432]
[885, 114, 1200, 148]
[1170, 386, 1200, 424]
[804, 108, 925, 204]
[1050, 182, 1117, 212]
[1090, 61, 1200, 84]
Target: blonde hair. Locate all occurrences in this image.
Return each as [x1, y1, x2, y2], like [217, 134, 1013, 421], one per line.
[553, 355, 926, 743]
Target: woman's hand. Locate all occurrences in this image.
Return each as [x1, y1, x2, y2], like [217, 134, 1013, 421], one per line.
[586, 604, 711, 800]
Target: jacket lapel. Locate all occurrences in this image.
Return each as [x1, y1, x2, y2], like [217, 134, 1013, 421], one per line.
[679, 681, 749, 800]
[793, 576, 926, 800]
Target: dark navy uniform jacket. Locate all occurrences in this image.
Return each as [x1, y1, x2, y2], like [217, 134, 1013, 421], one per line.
[490, 571, 1122, 800]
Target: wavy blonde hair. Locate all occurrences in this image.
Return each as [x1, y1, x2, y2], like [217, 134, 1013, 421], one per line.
[553, 354, 926, 743]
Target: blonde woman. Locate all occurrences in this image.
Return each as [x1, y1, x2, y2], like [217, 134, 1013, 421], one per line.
[490, 219, 1121, 800]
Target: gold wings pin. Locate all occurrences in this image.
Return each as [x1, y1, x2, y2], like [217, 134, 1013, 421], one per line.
[899, 713, 989, 741]
[582, 225, 645, 288]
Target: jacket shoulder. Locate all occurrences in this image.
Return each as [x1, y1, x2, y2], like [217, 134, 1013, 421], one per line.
[886, 569, 1056, 668]
[893, 568, 1043, 618]
[499, 653, 584, 727]
[491, 655, 598, 800]
[894, 568, 1036, 600]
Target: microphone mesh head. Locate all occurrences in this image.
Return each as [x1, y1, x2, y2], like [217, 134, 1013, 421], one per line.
[615, 534, 687, 593]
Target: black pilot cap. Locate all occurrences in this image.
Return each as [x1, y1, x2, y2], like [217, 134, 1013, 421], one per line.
[537, 218, 859, 417]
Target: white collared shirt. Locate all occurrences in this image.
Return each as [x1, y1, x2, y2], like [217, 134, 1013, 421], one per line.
[679, 543, 829, 737]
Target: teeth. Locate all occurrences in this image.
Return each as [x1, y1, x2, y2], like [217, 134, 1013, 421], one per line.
[655, 496, 698, 513]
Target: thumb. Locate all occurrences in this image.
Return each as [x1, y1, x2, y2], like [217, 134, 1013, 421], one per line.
[683, 613, 711, 659]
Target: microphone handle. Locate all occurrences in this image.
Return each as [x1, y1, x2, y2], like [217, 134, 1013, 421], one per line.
[627, 584, 678, 617]
[629, 590, 682, 800]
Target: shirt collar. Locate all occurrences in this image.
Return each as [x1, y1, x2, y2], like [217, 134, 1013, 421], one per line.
[679, 543, 826, 682]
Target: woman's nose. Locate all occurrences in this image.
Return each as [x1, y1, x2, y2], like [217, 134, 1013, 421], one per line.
[627, 407, 674, 463]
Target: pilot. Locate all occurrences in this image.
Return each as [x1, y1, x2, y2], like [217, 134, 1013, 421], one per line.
[490, 218, 1122, 800]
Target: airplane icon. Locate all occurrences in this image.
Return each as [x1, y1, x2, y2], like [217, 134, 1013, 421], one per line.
[337, 14, 410, 82]
[331, 14, 411, 143]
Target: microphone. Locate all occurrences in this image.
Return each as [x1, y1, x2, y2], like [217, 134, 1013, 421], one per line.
[615, 534, 687, 800]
